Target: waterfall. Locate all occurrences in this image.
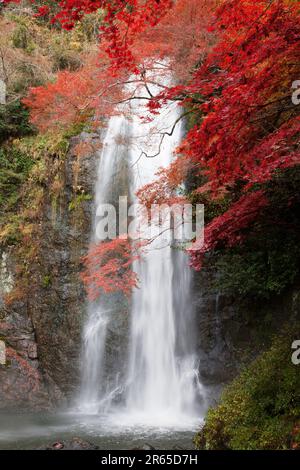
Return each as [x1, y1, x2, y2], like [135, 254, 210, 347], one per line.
[124, 98, 203, 426]
[78, 69, 205, 426]
[79, 114, 129, 413]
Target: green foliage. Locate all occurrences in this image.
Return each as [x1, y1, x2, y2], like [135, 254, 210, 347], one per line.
[189, 190, 232, 224]
[50, 41, 82, 71]
[68, 193, 92, 212]
[11, 63, 45, 96]
[0, 101, 34, 144]
[16, 131, 70, 162]
[12, 24, 35, 53]
[208, 167, 300, 299]
[63, 121, 88, 139]
[78, 11, 105, 41]
[0, 214, 22, 246]
[213, 235, 300, 299]
[30, 1, 61, 25]
[42, 275, 51, 288]
[0, 145, 34, 211]
[0, 130, 70, 250]
[195, 327, 300, 450]
[184, 95, 205, 133]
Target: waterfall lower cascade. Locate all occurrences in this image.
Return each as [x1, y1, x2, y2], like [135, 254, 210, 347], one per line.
[78, 69, 205, 428]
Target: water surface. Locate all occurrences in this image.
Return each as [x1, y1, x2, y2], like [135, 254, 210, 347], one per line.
[0, 412, 198, 450]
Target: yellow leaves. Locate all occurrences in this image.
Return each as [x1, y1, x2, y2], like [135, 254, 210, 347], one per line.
[28, 160, 47, 184]
[0, 215, 21, 245]
[15, 132, 69, 162]
[69, 41, 83, 52]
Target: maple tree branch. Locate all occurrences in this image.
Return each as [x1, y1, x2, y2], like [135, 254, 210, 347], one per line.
[248, 94, 291, 109]
[131, 109, 196, 166]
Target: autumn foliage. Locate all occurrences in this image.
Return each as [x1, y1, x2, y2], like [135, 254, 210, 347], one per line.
[136, 154, 191, 209]
[139, 0, 300, 269]
[5, 0, 300, 296]
[81, 238, 139, 300]
[22, 53, 126, 131]
[14, 0, 173, 71]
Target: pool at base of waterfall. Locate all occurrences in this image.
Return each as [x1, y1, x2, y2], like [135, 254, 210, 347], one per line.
[0, 412, 200, 450]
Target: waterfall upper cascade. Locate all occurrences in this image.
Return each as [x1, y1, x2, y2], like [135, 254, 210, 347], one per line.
[78, 69, 205, 428]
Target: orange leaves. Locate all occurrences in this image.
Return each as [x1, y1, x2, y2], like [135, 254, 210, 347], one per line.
[22, 53, 126, 132]
[137, 155, 191, 209]
[81, 238, 140, 300]
[23, 67, 96, 131]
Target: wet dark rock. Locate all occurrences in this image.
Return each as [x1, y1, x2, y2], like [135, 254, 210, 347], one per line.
[131, 444, 156, 450]
[0, 132, 99, 409]
[28, 132, 99, 404]
[38, 437, 100, 450]
[193, 266, 300, 405]
[0, 277, 47, 410]
[0, 129, 132, 409]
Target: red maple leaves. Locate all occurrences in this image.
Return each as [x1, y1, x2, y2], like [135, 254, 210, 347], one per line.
[5, 0, 300, 286]
[81, 238, 140, 300]
[22, 53, 127, 131]
[137, 155, 191, 209]
[153, 0, 300, 187]
[144, 0, 300, 268]
[36, 0, 173, 71]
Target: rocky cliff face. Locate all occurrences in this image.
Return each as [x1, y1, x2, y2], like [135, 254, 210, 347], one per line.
[0, 131, 98, 409]
[0, 129, 132, 410]
[29, 132, 100, 404]
[0, 249, 46, 409]
[193, 266, 300, 403]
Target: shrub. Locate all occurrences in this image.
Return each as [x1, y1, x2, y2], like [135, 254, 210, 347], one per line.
[0, 145, 34, 211]
[208, 167, 300, 299]
[195, 327, 300, 450]
[213, 235, 300, 299]
[0, 101, 34, 144]
[12, 24, 35, 53]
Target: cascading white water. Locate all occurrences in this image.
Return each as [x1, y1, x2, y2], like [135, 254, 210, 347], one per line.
[123, 96, 203, 426]
[79, 114, 129, 413]
[78, 68, 205, 426]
